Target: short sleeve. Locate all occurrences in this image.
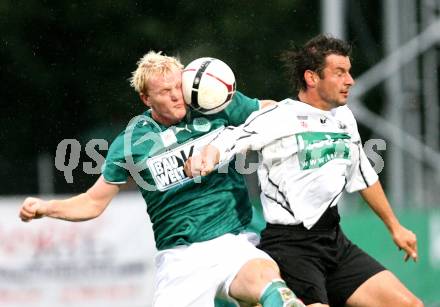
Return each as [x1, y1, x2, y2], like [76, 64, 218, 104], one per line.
[102, 133, 129, 184]
[345, 143, 379, 192]
[341, 107, 379, 192]
[222, 91, 260, 126]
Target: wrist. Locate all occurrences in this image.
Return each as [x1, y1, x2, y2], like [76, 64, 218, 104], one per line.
[39, 200, 53, 216]
[387, 219, 402, 235]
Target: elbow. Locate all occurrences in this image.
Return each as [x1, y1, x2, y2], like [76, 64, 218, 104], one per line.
[87, 200, 108, 220]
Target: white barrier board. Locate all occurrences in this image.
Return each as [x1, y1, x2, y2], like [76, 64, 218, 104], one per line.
[0, 192, 157, 307]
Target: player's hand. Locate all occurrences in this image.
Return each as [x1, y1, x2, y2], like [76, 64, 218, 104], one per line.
[184, 155, 205, 178]
[19, 197, 48, 222]
[391, 224, 418, 262]
[199, 144, 220, 175]
[184, 145, 220, 178]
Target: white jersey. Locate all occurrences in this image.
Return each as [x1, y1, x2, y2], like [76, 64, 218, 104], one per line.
[212, 98, 378, 229]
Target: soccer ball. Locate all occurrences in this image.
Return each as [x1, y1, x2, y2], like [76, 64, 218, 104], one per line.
[182, 57, 236, 115]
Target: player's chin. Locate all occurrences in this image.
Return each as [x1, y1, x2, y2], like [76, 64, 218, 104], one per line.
[337, 96, 349, 106]
[174, 108, 187, 120]
[340, 92, 350, 100]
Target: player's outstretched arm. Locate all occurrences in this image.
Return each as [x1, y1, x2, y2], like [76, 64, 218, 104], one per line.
[359, 180, 418, 262]
[19, 175, 120, 222]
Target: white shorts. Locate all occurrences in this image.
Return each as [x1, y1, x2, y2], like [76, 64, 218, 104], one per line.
[152, 232, 273, 307]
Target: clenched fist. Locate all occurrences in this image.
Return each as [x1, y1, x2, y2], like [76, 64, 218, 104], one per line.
[19, 197, 48, 222]
[184, 144, 221, 178]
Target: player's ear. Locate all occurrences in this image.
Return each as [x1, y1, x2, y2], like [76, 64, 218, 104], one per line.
[304, 70, 317, 88]
[140, 93, 151, 107]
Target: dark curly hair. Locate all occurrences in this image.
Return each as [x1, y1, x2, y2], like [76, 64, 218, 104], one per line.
[281, 34, 352, 93]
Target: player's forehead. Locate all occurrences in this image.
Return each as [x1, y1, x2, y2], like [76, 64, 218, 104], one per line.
[148, 68, 182, 88]
[324, 54, 351, 71]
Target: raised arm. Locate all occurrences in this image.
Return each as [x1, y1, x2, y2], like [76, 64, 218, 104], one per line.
[359, 181, 418, 262]
[19, 175, 120, 222]
[185, 103, 297, 177]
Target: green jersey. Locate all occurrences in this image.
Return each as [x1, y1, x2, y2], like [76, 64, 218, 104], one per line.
[102, 91, 259, 250]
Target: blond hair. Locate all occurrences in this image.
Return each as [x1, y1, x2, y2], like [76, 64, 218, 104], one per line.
[130, 51, 184, 94]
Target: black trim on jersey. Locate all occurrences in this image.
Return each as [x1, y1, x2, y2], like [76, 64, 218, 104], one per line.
[241, 104, 292, 145]
[328, 179, 347, 209]
[210, 126, 233, 144]
[212, 104, 280, 153]
[228, 134, 255, 152]
[237, 133, 256, 141]
[267, 176, 294, 217]
[263, 192, 295, 218]
[309, 179, 346, 230]
[243, 104, 279, 129]
[212, 129, 256, 153]
[357, 144, 370, 187]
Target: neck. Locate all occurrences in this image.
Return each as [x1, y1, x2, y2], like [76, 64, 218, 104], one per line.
[151, 112, 177, 127]
[298, 90, 332, 111]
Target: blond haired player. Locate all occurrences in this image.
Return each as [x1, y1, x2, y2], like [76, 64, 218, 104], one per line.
[19, 51, 304, 307]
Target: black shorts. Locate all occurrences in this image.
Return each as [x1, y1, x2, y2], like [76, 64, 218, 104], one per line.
[258, 221, 385, 306]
